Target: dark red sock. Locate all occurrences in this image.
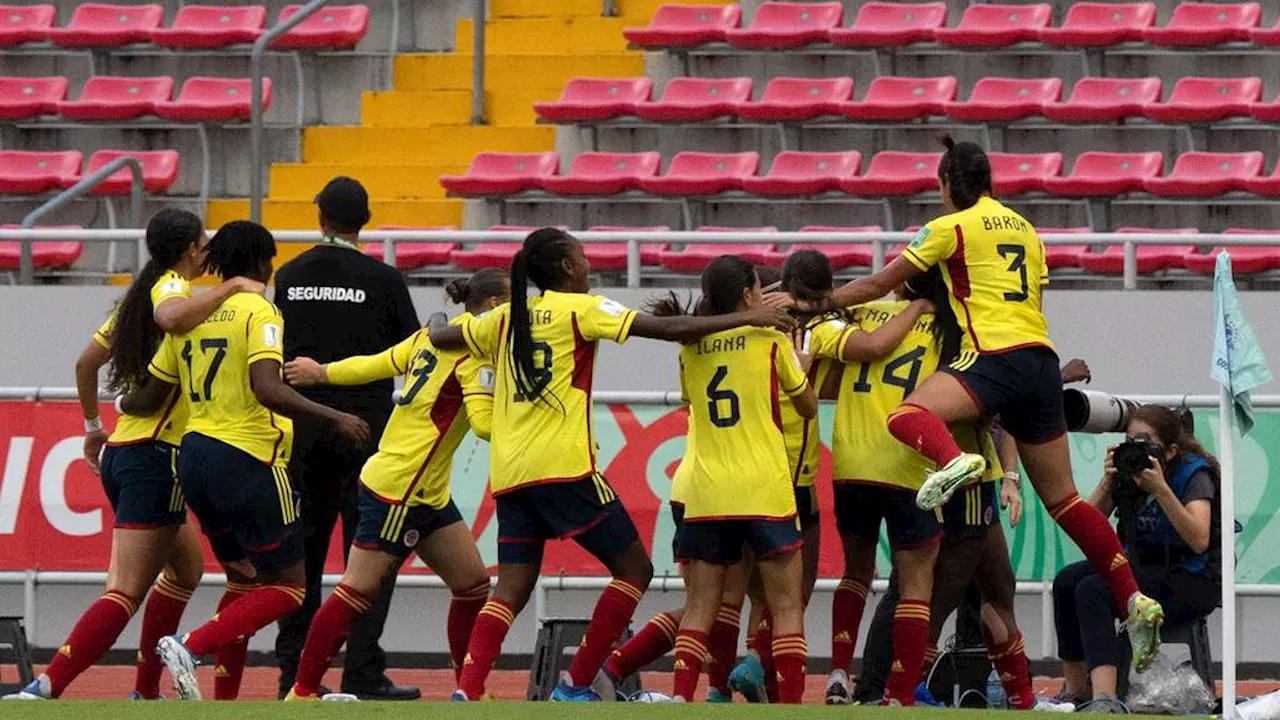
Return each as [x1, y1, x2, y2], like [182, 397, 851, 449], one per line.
[830, 577, 868, 673]
[706, 602, 742, 694]
[919, 644, 939, 684]
[567, 578, 645, 687]
[292, 584, 371, 697]
[45, 590, 139, 697]
[604, 611, 678, 681]
[887, 403, 963, 467]
[212, 582, 255, 700]
[755, 611, 777, 702]
[448, 581, 490, 683]
[990, 632, 1036, 710]
[184, 584, 304, 657]
[771, 633, 808, 704]
[671, 629, 709, 702]
[457, 598, 515, 699]
[1049, 493, 1140, 611]
[134, 576, 194, 699]
[884, 599, 930, 706]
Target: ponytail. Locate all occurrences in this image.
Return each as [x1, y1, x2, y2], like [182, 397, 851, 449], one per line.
[645, 291, 691, 317]
[505, 228, 575, 411]
[937, 134, 991, 210]
[446, 268, 508, 314]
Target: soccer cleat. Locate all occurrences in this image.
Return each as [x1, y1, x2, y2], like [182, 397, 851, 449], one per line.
[728, 653, 769, 703]
[914, 682, 944, 707]
[156, 635, 201, 700]
[550, 678, 601, 702]
[128, 690, 165, 700]
[824, 669, 853, 705]
[3, 676, 51, 700]
[283, 689, 318, 702]
[707, 688, 732, 703]
[321, 693, 360, 702]
[450, 690, 470, 702]
[916, 453, 987, 510]
[1033, 697, 1078, 712]
[1126, 593, 1164, 673]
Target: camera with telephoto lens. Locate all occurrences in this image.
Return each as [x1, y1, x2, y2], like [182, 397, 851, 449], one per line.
[1111, 438, 1162, 509]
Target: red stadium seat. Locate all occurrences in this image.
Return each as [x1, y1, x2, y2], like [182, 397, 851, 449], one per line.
[1042, 152, 1164, 196]
[741, 151, 861, 196]
[582, 226, 671, 270]
[151, 5, 266, 49]
[56, 75, 173, 121]
[1078, 227, 1199, 275]
[1040, 77, 1161, 123]
[0, 76, 68, 120]
[837, 75, 956, 121]
[768, 225, 884, 269]
[724, 2, 843, 49]
[537, 151, 662, 195]
[154, 77, 271, 122]
[1037, 227, 1092, 269]
[637, 152, 759, 196]
[633, 77, 752, 122]
[829, 2, 947, 48]
[943, 77, 1062, 122]
[735, 76, 853, 121]
[839, 152, 940, 196]
[47, 3, 164, 48]
[1141, 2, 1260, 47]
[361, 226, 458, 270]
[1039, 2, 1156, 47]
[1141, 76, 1261, 124]
[623, 4, 741, 48]
[449, 227, 560, 271]
[659, 226, 778, 271]
[1248, 91, 1280, 122]
[439, 152, 559, 197]
[0, 151, 80, 193]
[85, 150, 180, 194]
[272, 4, 369, 49]
[0, 4, 55, 46]
[0, 225, 83, 270]
[988, 152, 1062, 195]
[533, 77, 652, 122]
[1242, 162, 1280, 196]
[1250, 19, 1280, 46]
[934, 3, 1052, 48]
[1142, 152, 1264, 197]
[1183, 230, 1280, 275]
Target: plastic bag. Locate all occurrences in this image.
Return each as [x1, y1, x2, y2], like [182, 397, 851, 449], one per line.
[1127, 652, 1215, 715]
[1238, 690, 1280, 720]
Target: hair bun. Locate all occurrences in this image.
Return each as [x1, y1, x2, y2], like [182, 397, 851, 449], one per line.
[444, 278, 469, 304]
[938, 134, 957, 152]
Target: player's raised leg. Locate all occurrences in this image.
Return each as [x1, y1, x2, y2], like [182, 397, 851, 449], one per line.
[886, 373, 987, 509]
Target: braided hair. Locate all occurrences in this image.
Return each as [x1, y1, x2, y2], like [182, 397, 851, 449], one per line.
[507, 228, 576, 409]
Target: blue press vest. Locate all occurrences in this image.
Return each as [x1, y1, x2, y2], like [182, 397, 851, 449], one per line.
[1133, 454, 1212, 574]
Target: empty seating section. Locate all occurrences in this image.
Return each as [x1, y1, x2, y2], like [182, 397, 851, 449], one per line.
[933, 3, 1052, 48]
[533, 78, 653, 122]
[1039, 2, 1156, 46]
[735, 76, 853, 121]
[0, 4, 55, 45]
[634, 77, 753, 121]
[1141, 77, 1262, 124]
[624, 4, 742, 48]
[739, 151, 861, 196]
[838, 76, 955, 120]
[1041, 78, 1162, 123]
[828, 2, 946, 47]
[537, 152, 662, 195]
[637, 152, 759, 195]
[943, 77, 1062, 122]
[1141, 2, 1259, 47]
[46, 3, 164, 48]
[439, 152, 560, 196]
[0, 76, 67, 119]
[0, 75, 272, 122]
[723, 2, 843, 49]
[1042, 152, 1164, 196]
[150, 5, 266, 49]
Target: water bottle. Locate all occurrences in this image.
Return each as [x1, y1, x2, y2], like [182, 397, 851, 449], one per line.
[986, 669, 1007, 709]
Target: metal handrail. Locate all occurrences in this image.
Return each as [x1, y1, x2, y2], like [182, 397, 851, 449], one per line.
[471, 0, 486, 124]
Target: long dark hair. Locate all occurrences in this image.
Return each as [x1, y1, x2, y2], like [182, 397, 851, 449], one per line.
[699, 256, 757, 316]
[781, 249, 833, 305]
[106, 209, 204, 393]
[445, 268, 508, 314]
[203, 221, 276, 281]
[937, 134, 992, 210]
[507, 228, 576, 409]
[1131, 404, 1221, 476]
[902, 266, 962, 365]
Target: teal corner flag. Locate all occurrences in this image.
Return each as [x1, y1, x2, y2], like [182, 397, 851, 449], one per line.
[1212, 252, 1273, 435]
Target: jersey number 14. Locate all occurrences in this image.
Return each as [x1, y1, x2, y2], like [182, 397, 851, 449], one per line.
[851, 346, 925, 399]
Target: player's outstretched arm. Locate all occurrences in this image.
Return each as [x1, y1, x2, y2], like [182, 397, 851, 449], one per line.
[250, 359, 370, 445]
[789, 383, 818, 419]
[154, 277, 263, 335]
[629, 307, 795, 343]
[286, 334, 416, 388]
[839, 299, 933, 362]
[429, 324, 466, 350]
[766, 256, 922, 313]
[119, 375, 177, 417]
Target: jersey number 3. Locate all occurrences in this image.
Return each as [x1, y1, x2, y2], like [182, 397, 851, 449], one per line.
[997, 244, 1029, 302]
[706, 365, 741, 428]
[181, 338, 228, 403]
[397, 350, 438, 406]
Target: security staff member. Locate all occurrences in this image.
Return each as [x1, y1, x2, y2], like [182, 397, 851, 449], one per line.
[273, 177, 421, 701]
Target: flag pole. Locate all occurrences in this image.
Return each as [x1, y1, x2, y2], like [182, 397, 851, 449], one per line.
[1220, 385, 1237, 719]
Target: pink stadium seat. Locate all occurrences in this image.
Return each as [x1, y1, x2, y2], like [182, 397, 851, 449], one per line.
[767, 226, 884, 269]
[56, 75, 173, 121]
[659, 226, 778, 272]
[1039, 2, 1156, 47]
[439, 152, 559, 196]
[151, 5, 267, 49]
[1242, 162, 1280, 196]
[1079, 228, 1200, 275]
[988, 152, 1062, 195]
[582, 226, 671, 270]
[1249, 91, 1280, 122]
[1183, 230, 1280, 275]
[0, 151, 80, 193]
[637, 151, 759, 196]
[724, 2, 843, 49]
[934, 3, 1052, 48]
[623, 4, 741, 48]
[0, 76, 68, 120]
[839, 152, 941, 196]
[533, 77, 653, 122]
[1250, 19, 1280, 46]
[47, 3, 164, 48]
[272, 4, 369, 49]
[944, 77, 1062, 122]
[449, 226, 565, 270]
[1040, 77, 1161, 123]
[829, 2, 946, 48]
[1141, 2, 1260, 47]
[1042, 152, 1164, 196]
[1142, 152, 1264, 197]
[633, 77, 752, 122]
[1037, 227, 1092, 269]
[735, 76, 852, 121]
[0, 4, 55, 46]
[1141, 76, 1261, 124]
[837, 75, 956, 121]
[361, 226, 458, 270]
[0, 225, 83, 270]
[85, 150, 180, 194]
[154, 77, 271, 122]
[537, 151, 662, 195]
[741, 151, 861, 196]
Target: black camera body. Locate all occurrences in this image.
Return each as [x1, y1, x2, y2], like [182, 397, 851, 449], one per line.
[1111, 438, 1162, 512]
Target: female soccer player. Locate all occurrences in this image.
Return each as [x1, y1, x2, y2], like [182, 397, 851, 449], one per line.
[429, 228, 793, 701]
[280, 270, 509, 700]
[769, 137, 1165, 671]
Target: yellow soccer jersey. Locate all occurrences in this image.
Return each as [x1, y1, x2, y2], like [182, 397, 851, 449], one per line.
[902, 196, 1053, 356]
[670, 407, 694, 506]
[678, 327, 808, 521]
[461, 290, 638, 495]
[781, 319, 832, 489]
[149, 292, 292, 466]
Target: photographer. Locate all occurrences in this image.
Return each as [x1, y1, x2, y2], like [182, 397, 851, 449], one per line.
[1050, 405, 1220, 712]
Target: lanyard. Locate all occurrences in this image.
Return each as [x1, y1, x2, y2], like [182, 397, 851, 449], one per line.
[320, 235, 360, 251]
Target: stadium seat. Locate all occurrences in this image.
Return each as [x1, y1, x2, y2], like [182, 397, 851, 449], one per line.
[944, 77, 1062, 122]
[1042, 152, 1164, 196]
[740, 151, 862, 196]
[829, 2, 946, 48]
[623, 4, 742, 48]
[1141, 76, 1261, 124]
[46, 3, 164, 48]
[658, 226, 778, 272]
[154, 77, 270, 122]
[1250, 18, 1280, 46]
[934, 3, 1052, 48]
[1079, 228, 1200, 275]
[439, 152, 559, 197]
[0, 151, 81, 193]
[837, 75, 956, 121]
[272, 4, 369, 49]
[151, 5, 267, 49]
[633, 77, 752, 122]
[1141, 2, 1260, 47]
[85, 150, 180, 194]
[1142, 152, 1264, 197]
[533, 77, 653, 122]
[735, 77, 853, 121]
[1182, 230, 1280, 275]
[56, 76, 173, 121]
[1248, 91, 1280, 122]
[988, 152, 1062, 195]
[1242, 161, 1280, 196]
[1037, 227, 1092, 269]
[839, 152, 940, 196]
[361, 226, 458, 270]
[0, 225, 83, 270]
[582, 226, 671, 270]
[767, 225, 884, 270]
[537, 151, 662, 195]
[0, 76, 68, 120]
[723, 2, 843, 49]
[449, 226, 560, 270]
[0, 4, 55, 46]
[1038, 2, 1156, 47]
[1040, 77, 1161, 123]
[637, 151, 759, 196]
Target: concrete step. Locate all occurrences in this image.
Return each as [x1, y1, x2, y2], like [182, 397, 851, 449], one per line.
[269, 163, 466, 200]
[454, 18, 631, 55]
[208, 198, 464, 232]
[394, 53, 644, 91]
[360, 88, 560, 126]
[301, 125, 553, 164]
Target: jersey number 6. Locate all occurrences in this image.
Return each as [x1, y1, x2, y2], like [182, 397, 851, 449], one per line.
[851, 346, 926, 400]
[706, 365, 741, 428]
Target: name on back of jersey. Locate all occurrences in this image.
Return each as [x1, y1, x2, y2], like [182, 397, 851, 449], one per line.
[695, 334, 746, 355]
[204, 308, 238, 324]
[532, 308, 553, 325]
[980, 215, 1031, 233]
[284, 286, 368, 303]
